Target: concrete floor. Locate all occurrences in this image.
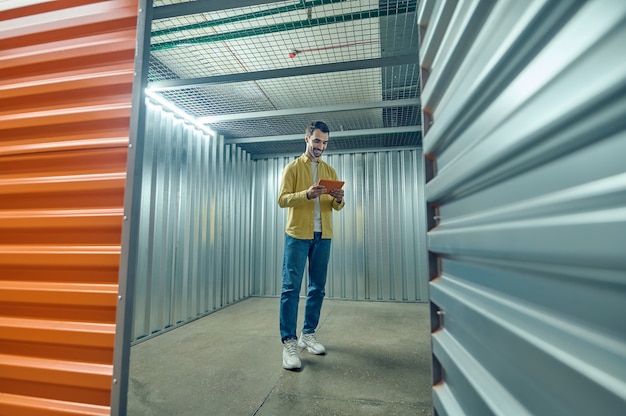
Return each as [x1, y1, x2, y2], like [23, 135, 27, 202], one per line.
[127, 297, 434, 416]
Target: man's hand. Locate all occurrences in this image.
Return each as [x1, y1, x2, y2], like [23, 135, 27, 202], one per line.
[329, 188, 344, 203]
[306, 184, 326, 199]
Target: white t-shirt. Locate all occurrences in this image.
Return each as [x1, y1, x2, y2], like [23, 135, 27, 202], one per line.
[311, 162, 322, 232]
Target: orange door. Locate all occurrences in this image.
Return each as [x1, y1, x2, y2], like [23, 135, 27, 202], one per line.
[0, 1, 140, 414]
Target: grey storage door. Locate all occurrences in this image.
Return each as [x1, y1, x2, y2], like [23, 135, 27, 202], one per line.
[419, 1, 626, 415]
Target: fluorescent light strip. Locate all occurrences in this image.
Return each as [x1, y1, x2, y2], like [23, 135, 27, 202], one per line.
[145, 89, 216, 137]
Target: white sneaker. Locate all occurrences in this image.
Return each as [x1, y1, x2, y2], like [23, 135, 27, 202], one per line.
[298, 332, 326, 355]
[282, 339, 301, 369]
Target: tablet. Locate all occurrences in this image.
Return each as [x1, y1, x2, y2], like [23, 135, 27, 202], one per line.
[317, 179, 345, 194]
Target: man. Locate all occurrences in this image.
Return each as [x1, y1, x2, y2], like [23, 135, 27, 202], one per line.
[277, 120, 345, 370]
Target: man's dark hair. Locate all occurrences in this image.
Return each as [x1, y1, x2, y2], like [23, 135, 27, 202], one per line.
[306, 121, 330, 137]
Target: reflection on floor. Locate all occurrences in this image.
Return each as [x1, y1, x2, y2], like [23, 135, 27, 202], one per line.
[128, 297, 434, 416]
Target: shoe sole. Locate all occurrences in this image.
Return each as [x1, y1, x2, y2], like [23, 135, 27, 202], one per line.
[282, 360, 301, 370]
[298, 341, 325, 355]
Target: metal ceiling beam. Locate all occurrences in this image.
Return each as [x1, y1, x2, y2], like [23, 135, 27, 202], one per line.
[198, 99, 420, 123]
[152, 4, 417, 51]
[153, 0, 287, 20]
[148, 54, 419, 91]
[226, 126, 422, 144]
[152, 0, 348, 37]
[252, 145, 422, 160]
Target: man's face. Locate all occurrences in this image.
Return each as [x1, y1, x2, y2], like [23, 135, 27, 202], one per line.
[305, 128, 329, 160]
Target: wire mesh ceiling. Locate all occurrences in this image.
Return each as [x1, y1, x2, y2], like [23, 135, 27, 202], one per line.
[148, 0, 421, 158]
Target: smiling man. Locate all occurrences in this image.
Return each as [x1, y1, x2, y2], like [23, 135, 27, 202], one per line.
[277, 120, 345, 370]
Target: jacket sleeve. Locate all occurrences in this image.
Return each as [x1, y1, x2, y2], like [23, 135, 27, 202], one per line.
[278, 163, 309, 208]
[332, 197, 345, 211]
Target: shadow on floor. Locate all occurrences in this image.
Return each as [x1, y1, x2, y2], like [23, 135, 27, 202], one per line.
[128, 297, 434, 416]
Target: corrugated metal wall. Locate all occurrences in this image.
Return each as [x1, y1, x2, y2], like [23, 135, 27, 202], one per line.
[0, 0, 139, 414]
[130, 105, 427, 343]
[252, 150, 430, 302]
[419, 0, 626, 415]
[131, 99, 253, 342]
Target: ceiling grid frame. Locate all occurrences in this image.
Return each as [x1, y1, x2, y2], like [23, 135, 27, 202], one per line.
[148, 0, 421, 158]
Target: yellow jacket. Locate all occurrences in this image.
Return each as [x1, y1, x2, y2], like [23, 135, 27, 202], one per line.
[278, 153, 345, 239]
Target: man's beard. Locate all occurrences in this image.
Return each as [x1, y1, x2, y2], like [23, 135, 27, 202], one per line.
[309, 147, 322, 158]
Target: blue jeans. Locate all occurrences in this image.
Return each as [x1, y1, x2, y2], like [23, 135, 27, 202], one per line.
[280, 232, 331, 342]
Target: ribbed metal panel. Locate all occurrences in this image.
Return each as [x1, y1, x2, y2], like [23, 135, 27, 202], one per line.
[131, 100, 253, 342]
[419, 0, 626, 414]
[0, 0, 139, 414]
[252, 149, 429, 302]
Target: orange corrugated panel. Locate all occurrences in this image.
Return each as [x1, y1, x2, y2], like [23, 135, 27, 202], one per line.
[0, 0, 138, 414]
[0, 393, 109, 416]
